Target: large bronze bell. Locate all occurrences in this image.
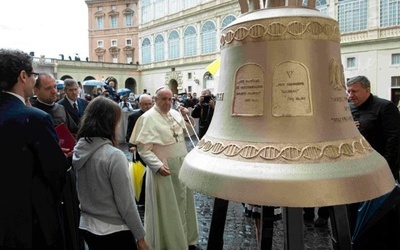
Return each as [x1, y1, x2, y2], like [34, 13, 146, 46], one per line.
[179, 0, 395, 207]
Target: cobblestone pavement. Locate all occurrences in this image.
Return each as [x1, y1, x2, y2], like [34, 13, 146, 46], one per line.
[120, 142, 333, 249]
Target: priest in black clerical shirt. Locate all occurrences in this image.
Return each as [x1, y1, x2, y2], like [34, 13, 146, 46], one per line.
[30, 73, 79, 135]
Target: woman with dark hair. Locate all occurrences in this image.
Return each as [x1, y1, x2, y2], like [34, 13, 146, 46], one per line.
[73, 96, 148, 250]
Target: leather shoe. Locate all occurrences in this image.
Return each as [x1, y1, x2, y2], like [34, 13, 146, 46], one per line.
[314, 217, 328, 227]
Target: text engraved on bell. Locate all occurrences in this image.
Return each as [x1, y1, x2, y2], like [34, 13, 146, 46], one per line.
[272, 61, 312, 117]
[232, 63, 264, 116]
[329, 95, 354, 123]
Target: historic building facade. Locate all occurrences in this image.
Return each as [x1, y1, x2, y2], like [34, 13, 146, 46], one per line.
[86, 0, 139, 65]
[82, 0, 400, 102]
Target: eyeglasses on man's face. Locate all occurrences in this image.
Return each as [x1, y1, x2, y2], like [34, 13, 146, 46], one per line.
[28, 71, 39, 81]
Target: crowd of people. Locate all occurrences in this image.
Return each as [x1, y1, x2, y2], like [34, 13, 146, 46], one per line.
[1, 47, 400, 250]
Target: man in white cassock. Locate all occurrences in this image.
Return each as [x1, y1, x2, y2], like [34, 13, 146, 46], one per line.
[130, 87, 199, 250]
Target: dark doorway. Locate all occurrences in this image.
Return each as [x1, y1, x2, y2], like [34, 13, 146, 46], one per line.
[125, 78, 137, 94]
[391, 88, 400, 107]
[169, 79, 178, 95]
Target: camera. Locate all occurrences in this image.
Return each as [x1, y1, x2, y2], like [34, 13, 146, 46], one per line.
[202, 95, 212, 104]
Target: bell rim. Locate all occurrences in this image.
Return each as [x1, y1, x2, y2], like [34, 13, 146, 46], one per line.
[179, 148, 395, 207]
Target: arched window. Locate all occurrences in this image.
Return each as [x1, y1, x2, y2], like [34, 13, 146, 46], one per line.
[168, 30, 180, 59]
[154, 34, 165, 62]
[201, 21, 216, 54]
[142, 38, 151, 64]
[184, 26, 197, 57]
[221, 15, 236, 30]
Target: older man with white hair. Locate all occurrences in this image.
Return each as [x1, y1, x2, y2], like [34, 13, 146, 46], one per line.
[130, 87, 199, 250]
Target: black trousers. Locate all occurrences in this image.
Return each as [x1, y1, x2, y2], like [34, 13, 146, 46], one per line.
[80, 230, 137, 250]
[136, 173, 146, 205]
[0, 219, 64, 250]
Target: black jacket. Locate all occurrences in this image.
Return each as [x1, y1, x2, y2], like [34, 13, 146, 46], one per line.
[0, 93, 68, 248]
[352, 94, 400, 179]
[126, 109, 145, 164]
[31, 97, 79, 135]
[191, 103, 214, 139]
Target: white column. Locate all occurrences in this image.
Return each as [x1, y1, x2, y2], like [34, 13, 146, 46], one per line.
[179, 26, 184, 59]
[369, 0, 380, 29]
[164, 30, 168, 61]
[197, 21, 201, 56]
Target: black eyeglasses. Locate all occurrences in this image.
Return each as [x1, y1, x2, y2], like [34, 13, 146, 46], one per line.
[29, 71, 39, 80]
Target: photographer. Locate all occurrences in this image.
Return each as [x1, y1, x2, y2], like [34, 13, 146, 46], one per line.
[191, 88, 215, 139]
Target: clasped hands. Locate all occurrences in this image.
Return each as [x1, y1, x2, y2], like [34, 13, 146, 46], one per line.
[158, 165, 171, 177]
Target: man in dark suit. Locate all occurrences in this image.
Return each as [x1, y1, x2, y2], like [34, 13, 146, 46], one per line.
[347, 75, 400, 250]
[126, 94, 153, 205]
[58, 78, 88, 126]
[0, 49, 69, 250]
[31, 73, 82, 250]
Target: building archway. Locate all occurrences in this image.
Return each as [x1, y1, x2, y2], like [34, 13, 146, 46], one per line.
[125, 77, 137, 94]
[165, 70, 183, 94]
[83, 76, 96, 81]
[169, 79, 178, 94]
[60, 75, 73, 80]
